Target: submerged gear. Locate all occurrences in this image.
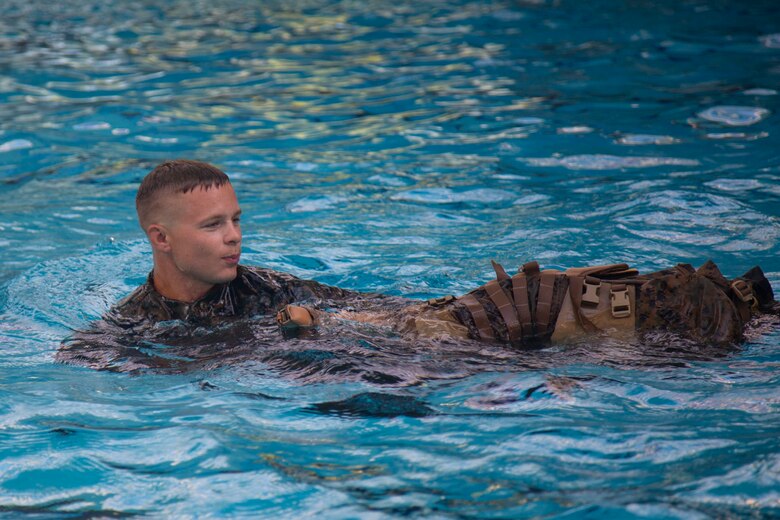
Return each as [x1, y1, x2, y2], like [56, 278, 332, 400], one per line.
[61, 260, 776, 373]
[448, 259, 775, 346]
[103, 261, 774, 346]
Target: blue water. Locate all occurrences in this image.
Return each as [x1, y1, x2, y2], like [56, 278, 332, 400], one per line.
[2, 0, 780, 517]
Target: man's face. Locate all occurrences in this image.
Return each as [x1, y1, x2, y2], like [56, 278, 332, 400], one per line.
[161, 183, 242, 294]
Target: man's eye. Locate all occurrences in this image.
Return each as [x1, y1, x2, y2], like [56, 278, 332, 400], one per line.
[204, 221, 220, 228]
[233, 217, 241, 225]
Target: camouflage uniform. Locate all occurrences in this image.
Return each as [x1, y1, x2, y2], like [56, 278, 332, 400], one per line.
[103, 265, 409, 330]
[56, 265, 411, 370]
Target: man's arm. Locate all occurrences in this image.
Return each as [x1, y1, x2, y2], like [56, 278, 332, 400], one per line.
[244, 266, 414, 315]
[57, 320, 177, 372]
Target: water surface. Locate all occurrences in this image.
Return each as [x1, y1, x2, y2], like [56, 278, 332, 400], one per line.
[1, 0, 780, 517]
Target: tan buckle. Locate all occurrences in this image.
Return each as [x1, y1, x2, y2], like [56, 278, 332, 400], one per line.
[276, 307, 292, 326]
[610, 285, 631, 318]
[731, 280, 755, 305]
[427, 295, 455, 307]
[582, 277, 601, 307]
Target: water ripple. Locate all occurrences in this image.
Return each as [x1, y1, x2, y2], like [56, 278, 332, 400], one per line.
[1, 0, 780, 517]
[524, 154, 699, 170]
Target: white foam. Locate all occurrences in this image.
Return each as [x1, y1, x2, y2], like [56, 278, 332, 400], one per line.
[391, 187, 515, 204]
[759, 33, 780, 48]
[73, 121, 111, 131]
[616, 134, 679, 145]
[0, 139, 33, 152]
[698, 106, 770, 126]
[743, 88, 777, 96]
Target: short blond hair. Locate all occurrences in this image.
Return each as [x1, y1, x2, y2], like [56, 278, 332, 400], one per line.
[136, 160, 230, 229]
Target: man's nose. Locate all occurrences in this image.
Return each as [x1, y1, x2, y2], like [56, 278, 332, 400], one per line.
[225, 221, 241, 244]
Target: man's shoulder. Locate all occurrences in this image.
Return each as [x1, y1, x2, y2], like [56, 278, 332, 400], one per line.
[235, 264, 353, 302]
[106, 279, 168, 326]
[237, 265, 305, 287]
[234, 264, 313, 296]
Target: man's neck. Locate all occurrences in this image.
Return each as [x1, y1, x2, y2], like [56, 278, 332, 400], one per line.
[150, 266, 215, 303]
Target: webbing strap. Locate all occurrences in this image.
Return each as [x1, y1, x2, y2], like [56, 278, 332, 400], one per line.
[511, 273, 534, 338]
[484, 280, 521, 342]
[564, 263, 636, 279]
[491, 260, 511, 281]
[459, 294, 494, 340]
[567, 275, 600, 333]
[535, 271, 557, 333]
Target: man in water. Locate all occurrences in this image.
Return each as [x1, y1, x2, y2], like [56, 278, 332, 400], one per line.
[58, 160, 778, 369]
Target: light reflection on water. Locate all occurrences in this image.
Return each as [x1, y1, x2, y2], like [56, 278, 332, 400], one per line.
[1, 0, 780, 517]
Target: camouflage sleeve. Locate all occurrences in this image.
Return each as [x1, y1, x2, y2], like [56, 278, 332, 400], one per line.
[245, 267, 414, 314]
[55, 283, 171, 371]
[56, 319, 174, 372]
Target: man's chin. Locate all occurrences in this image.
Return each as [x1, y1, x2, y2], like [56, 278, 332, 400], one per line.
[209, 266, 239, 285]
[221, 266, 239, 282]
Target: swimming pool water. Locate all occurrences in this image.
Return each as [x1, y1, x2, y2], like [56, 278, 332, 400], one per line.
[1, 0, 780, 517]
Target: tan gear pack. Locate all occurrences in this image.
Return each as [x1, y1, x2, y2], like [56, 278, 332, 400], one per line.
[452, 260, 642, 344]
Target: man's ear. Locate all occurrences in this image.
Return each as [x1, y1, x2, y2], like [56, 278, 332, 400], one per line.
[147, 224, 171, 253]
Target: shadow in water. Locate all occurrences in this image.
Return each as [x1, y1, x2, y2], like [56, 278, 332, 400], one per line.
[305, 392, 435, 418]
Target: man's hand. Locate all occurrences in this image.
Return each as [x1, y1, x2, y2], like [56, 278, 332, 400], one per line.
[276, 305, 315, 329]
